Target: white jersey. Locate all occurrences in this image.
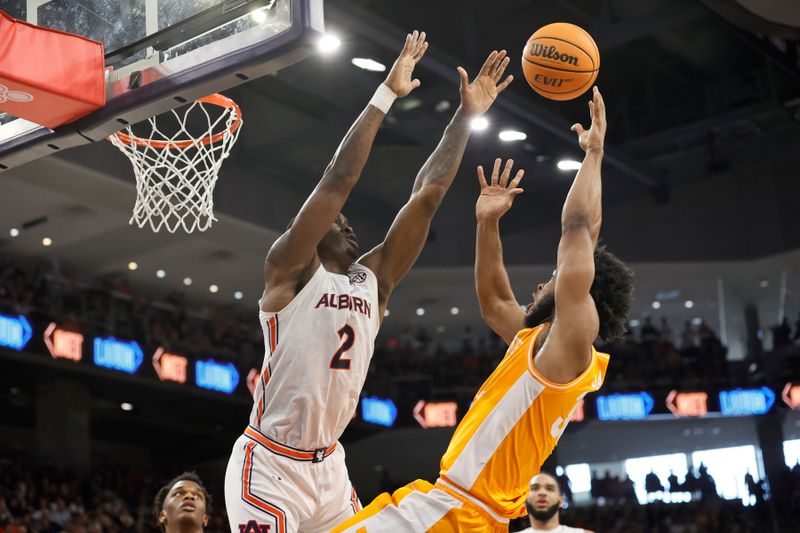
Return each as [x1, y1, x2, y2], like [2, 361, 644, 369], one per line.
[518, 526, 586, 533]
[250, 262, 380, 449]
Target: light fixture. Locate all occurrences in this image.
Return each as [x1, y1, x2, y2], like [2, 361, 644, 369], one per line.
[759, 279, 769, 288]
[127, 262, 138, 271]
[499, 130, 527, 142]
[318, 33, 341, 53]
[183, 277, 192, 286]
[120, 402, 133, 411]
[351, 57, 386, 72]
[651, 301, 661, 309]
[9, 228, 19, 237]
[416, 307, 425, 316]
[691, 317, 703, 326]
[42, 237, 52, 247]
[557, 159, 582, 171]
[684, 300, 694, 309]
[384, 309, 390, 317]
[450, 307, 459, 315]
[436, 325, 445, 333]
[471, 117, 489, 131]
[250, 7, 268, 23]
[435, 100, 451, 113]
[234, 291, 243, 300]
[629, 319, 641, 328]
[209, 284, 219, 294]
[156, 269, 166, 279]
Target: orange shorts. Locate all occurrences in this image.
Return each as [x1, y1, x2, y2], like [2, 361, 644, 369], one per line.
[329, 479, 508, 533]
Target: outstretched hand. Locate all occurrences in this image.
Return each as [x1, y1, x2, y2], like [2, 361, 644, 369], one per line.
[458, 50, 514, 117]
[570, 86, 606, 153]
[475, 158, 525, 221]
[384, 30, 429, 97]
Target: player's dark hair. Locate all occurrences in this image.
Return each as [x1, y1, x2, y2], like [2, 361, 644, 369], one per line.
[590, 244, 634, 342]
[532, 471, 561, 495]
[153, 471, 211, 532]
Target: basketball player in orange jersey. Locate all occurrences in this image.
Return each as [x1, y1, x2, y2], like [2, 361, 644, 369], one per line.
[224, 30, 514, 533]
[518, 472, 594, 533]
[330, 87, 633, 532]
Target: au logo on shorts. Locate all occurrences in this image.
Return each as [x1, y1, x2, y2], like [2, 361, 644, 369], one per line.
[0, 84, 34, 103]
[238, 520, 270, 533]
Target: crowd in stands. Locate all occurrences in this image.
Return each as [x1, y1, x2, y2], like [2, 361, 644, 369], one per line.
[0, 452, 228, 533]
[509, 462, 800, 532]
[2, 254, 800, 399]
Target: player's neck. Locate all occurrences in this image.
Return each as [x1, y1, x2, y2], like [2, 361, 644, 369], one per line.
[318, 253, 351, 275]
[166, 525, 203, 533]
[532, 516, 561, 530]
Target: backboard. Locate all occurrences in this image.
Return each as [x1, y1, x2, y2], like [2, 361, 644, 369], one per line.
[0, 0, 324, 170]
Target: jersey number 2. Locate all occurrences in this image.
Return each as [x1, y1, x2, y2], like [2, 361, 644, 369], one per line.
[330, 324, 355, 370]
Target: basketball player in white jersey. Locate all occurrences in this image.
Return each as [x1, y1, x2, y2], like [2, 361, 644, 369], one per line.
[224, 31, 513, 533]
[518, 473, 594, 533]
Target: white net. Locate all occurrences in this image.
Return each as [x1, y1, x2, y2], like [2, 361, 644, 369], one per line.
[109, 94, 242, 233]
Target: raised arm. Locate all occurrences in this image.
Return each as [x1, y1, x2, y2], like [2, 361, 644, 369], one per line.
[474, 158, 526, 344]
[262, 32, 428, 306]
[537, 87, 606, 382]
[360, 50, 513, 313]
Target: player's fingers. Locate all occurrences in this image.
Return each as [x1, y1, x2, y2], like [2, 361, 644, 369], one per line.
[509, 188, 524, 197]
[509, 169, 525, 188]
[588, 100, 595, 122]
[594, 87, 606, 120]
[479, 50, 499, 77]
[414, 41, 429, 61]
[411, 79, 421, 90]
[571, 123, 585, 136]
[491, 158, 501, 185]
[402, 32, 412, 53]
[414, 31, 426, 53]
[477, 165, 488, 188]
[497, 74, 514, 93]
[500, 159, 514, 187]
[494, 54, 509, 81]
[457, 67, 469, 91]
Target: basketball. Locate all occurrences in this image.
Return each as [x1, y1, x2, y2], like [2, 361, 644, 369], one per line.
[522, 22, 600, 101]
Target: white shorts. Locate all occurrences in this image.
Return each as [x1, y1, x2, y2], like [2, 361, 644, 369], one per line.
[224, 427, 361, 533]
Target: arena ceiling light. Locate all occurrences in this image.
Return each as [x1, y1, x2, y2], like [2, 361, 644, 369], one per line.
[684, 300, 694, 309]
[652, 301, 661, 309]
[209, 284, 219, 294]
[234, 291, 244, 300]
[318, 33, 341, 53]
[384, 309, 390, 317]
[120, 402, 133, 411]
[127, 262, 138, 271]
[9, 228, 19, 237]
[351, 57, 386, 72]
[42, 237, 52, 247]
[416, 307, 425, 316]
[183, 277, 192, 286]
[499, 130, 527, 142]
[471, 117, 489, 131]
[156, 269, 166, 278]
[557, 159, 582, 171]
[450, 307, 459, 315]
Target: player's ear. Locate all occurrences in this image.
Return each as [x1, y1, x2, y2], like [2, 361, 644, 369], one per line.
[203, 514, 209, 527]
[159, 510, 167, 527]
[559, 495, 565, 508]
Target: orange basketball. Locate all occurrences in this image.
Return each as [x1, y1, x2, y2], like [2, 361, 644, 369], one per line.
[522, 22, 600, 101]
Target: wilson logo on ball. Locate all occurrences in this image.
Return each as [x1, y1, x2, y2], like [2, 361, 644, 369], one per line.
[528, 44, 579, 67]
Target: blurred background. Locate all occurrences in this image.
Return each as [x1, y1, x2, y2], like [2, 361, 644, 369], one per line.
[1, 0, 799, 531]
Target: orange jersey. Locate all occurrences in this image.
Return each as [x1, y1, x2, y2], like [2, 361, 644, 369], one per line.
[438, 325, 609, 521]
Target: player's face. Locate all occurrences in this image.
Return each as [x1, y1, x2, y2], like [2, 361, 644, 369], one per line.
[159, 480, 208, 532]
[524, 270, 556, 328]
[319, 213, 359, 262]
[526, 474, 563, 520]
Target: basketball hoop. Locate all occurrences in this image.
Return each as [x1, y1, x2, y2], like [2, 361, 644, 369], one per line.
[109, 93, 242, 233]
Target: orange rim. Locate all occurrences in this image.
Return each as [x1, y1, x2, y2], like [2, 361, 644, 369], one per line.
[111, 93, 242, 150]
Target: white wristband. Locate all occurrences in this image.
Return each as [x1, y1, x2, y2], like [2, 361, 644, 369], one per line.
[369, 84, 397, 114]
